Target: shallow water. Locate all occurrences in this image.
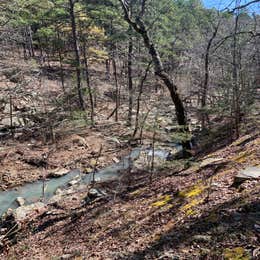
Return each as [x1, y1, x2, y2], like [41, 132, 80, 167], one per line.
[0, 146, 180, 216]
[0, 148, 142, 216]
[0, 169, 80, 216]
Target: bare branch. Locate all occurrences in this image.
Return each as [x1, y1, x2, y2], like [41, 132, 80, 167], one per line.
[228, 0, 260, 13]
[212, 31, 260, 53]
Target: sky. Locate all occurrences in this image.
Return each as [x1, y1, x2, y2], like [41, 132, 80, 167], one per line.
[202, 0, 260, 13]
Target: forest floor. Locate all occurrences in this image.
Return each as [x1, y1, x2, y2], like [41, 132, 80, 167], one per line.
[1, 53, 259, 259]
[0, 54, 153, 190]
[0, 53, 198, 191]
[1, 131, 259, 259]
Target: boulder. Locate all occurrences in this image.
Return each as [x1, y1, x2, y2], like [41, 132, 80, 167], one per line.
[15, 202, 45, 222]
[16, 197, 25, 207]
[49, 168, 69, 178]
[233, 167, 260, 186]
[71, 135, 88, 148]
[88, 188, 105, 199]
[200, 157, 225, 168]
[192, 235, 212, 243]
[55, 188, 63, 195]
[0, 209, 20, 243]
[49, 187, 76, 204]
[133, 145, 183, 170]
[68, 175, 81, 186]
[158, 251, 180, 260]
[3, 104, 10, 114]
[0, 116, 21, 127]
[68, 179, 80, 186]
[83, 188, 107, 204]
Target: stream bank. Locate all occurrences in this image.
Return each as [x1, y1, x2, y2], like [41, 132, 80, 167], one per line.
[0, 143, 184, 218]
[1, 133, 259, 259]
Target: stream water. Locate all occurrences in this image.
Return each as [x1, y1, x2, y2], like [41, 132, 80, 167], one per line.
[0, 170, 80, 216]
[0, 145, 183, 216]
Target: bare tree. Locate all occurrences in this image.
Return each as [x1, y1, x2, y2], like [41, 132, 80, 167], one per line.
[201, 21, 220, 129]
[119, 0, 191, 150]
[232, 0, 241, 139]
[68, 0, 85, 110]
[127, 27, 134, 126]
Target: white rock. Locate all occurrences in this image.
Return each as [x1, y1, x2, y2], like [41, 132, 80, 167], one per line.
[1, 116, 21, 126]
[68, 179, 79, 186]
[200, 157, 225, 168]
[49, 168, 68, 178]
[16, 197, 25, 206]
[112, 157, 120, 163]
[234, 167, 260, 185]
[15, 202, 45, 221]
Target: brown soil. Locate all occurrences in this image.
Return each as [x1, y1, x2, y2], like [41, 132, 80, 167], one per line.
[1, 134, 259, 259]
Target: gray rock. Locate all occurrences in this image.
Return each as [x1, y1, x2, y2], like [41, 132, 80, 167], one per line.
[84, 189, 107, 203]
[3, 104, 10, 114]
[133, 145, 182, 170]
[233, 167, 260, 186]
[236, 167, 260, 180]
[16, 197, 25, 206]
[1, 116, 21, 127]
[15, 202, 45, 221]
[55, 188, 62, 195]
[72, 135, 88, 147]
[0, 236, 5, 249]
[158, 251, 180, 260]
[60, 254, 73, 260]
[200, 157, 225, 168]
[68, 175, 81, 186]
[253, 247, 260, 258]
[192, 235, 212, 243]
[48, 194, 62, 204]
[0, 228, 8, 234]
[49, 168, 69, 178]
[88, 188, 104, 198]
[68, 179, 79, 186]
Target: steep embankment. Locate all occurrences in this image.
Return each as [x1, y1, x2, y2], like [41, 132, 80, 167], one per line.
[1, 132, 259, 259]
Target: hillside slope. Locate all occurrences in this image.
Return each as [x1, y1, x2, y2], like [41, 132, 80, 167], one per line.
[1, 132, 259, 259]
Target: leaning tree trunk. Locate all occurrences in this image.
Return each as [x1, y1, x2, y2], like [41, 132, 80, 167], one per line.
[119, 0, 191, 150]
[69, 0, 85, 110]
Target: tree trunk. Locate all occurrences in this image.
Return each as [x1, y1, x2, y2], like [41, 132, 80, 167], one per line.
[57, 32, 65, 94]
[133, 61, 151, 138]
[27, 26, 35, 57]
[119, 1, 191, 150]
[232, 9, 240, 139]
[112, 58, 120, 122]
[22, 42, 27, 60]
[69, 0, 85, 110]
[82, 41, 95, 125]
[201, 23, 219, 129]
[9, 95, 14, 138]
[106, 59, 111, 80]
[127, 31, 133, 126]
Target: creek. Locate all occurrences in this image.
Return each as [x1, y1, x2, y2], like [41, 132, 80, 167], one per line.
[0, 144, 183, 216]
